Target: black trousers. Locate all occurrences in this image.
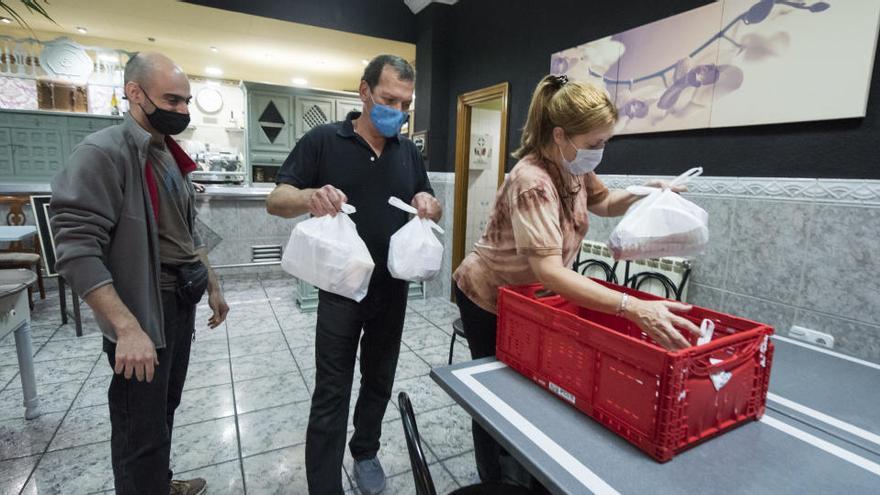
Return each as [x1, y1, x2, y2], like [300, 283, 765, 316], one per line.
[305, 279, 409, 495]
[454, 285, 544, 491]
[104, 290, 196, 495]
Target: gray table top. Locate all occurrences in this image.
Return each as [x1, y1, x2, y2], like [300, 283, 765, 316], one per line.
[0, 268, 35, 299]
[431, 345, 880, 495]
[768, 336, 880, 455]
[0, 225, 37, 242]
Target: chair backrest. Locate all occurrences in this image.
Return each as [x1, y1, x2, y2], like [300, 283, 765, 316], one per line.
[29, 195, 58, 277]
[0, 195, 28, 226]
[0, 195, 32, 252]
[398, 391, 438, 495]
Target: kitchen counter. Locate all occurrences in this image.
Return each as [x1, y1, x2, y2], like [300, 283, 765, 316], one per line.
[198, 185, 274, 200]
[0, 183, 52, 195]
[0, 183, 274, 199]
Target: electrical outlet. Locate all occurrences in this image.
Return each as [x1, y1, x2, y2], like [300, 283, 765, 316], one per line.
[789, 325, 835, 349]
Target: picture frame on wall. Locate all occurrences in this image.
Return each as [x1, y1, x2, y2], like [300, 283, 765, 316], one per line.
[412, 130, 428, 161]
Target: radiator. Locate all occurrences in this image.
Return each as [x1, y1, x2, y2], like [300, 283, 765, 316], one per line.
[576, 239, 692, 302]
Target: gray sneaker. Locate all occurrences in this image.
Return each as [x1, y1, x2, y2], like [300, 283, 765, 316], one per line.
[353, 457, 386, 495]
[170, 478, 207, 495]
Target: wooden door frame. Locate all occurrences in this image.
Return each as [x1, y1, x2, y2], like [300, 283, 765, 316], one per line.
[451, 82, 510, 296]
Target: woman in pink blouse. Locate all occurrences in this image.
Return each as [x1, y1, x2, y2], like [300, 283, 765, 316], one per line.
[453, 74, 701, 490]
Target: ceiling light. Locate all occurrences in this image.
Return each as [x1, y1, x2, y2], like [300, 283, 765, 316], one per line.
[361, 59, 369, 65]
[0, 17, 12, 24]
[210, 46, 218, 53]
[76, 26, 88, 34]
[292, 78, 308, 86]
[205, 67, 223, 76]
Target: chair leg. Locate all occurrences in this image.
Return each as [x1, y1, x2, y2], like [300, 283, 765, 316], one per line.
[59, 278, 68, 325]
[35, 264, 45, 299]
[27, 286, 34, 311]
[448, 332, 456, 365]
[71, 289, 83, 337]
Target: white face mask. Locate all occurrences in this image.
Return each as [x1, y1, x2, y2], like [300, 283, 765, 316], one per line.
[559, 138, 603, 175]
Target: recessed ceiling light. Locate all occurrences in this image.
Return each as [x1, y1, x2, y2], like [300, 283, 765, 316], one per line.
[205, 67, 223, 76]
[292, 78, 308, 86]
[0, 17, 12, 24]
[210, 46, 218, 53]
[76, 26, 88, 34]
[361, 59, 369, 65]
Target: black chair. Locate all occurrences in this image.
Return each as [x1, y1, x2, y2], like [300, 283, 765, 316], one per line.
[447, 318, 467, 365]
[398, 392, 533, 495]
[30, 195, 82, 336]
[572, 248, 693, 302]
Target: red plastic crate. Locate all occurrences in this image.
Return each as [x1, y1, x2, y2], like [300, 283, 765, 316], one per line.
[496, 279, 774, 462]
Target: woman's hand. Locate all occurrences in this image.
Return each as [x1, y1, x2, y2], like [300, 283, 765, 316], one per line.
[644, 179, 687, 193]
[623, 297, 701, 350]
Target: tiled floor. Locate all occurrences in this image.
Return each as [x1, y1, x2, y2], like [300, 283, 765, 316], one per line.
[0, 273, 477, 494]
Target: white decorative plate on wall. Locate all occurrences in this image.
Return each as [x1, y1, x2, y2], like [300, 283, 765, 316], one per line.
[196, 87, 223, 114]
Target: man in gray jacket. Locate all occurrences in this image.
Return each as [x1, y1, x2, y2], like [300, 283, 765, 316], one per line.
[50, 52, 229, 495]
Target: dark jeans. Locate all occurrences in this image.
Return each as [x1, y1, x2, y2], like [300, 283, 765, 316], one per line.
[454, 285, 545, 492]
[104, 290, 196, 495]
[305, 279, 409, 495]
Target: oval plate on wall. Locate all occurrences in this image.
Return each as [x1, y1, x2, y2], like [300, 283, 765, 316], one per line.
[196, 87, 223, 114]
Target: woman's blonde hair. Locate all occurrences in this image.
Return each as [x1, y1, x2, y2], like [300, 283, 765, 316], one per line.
[512, 75, 617, 220]
[513, 74, 617, 161]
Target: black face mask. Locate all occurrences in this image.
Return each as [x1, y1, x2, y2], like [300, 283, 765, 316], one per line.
[139, 91, 190, 136]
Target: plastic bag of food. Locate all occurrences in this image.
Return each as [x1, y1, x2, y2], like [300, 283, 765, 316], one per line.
[281, 203, 374, 302]
[608, 167, 708, 260]
[387, 196, 444, 282]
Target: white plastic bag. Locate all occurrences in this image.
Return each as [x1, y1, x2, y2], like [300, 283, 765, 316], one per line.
[281, 203, 375, 302]
[608, 167, 709, 260]
[387, 196, 444, 282]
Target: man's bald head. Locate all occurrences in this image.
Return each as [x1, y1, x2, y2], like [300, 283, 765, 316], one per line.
[124, 52, 185, 88]
[123, 51, 192, 136]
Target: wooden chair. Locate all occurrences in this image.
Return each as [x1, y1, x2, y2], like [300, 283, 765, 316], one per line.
[0, 195, 45, 308]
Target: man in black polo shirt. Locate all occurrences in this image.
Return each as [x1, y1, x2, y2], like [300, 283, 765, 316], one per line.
[266, 55, 441, 495]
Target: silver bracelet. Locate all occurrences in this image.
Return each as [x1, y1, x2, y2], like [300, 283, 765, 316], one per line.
[616, 293, 629, 317]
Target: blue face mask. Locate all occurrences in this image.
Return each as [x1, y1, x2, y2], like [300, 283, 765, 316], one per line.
[559, 137, 603, 175]
[369, 91, 408, 138]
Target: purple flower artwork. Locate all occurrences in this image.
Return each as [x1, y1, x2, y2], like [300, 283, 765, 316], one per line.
[550, 0, 876, 134]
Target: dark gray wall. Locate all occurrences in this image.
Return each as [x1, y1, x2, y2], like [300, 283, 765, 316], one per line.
[422, 0, 879, 178]
[191, 0, 880, 178]
[183, 0, 417, 42]
[413, 4, 451, 171]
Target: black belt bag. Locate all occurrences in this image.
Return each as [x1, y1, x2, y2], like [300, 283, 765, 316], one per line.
[173, 260, 209, 306]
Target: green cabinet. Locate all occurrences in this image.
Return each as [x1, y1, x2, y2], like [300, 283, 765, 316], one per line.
[249, 92, 293, 152]
[0, 128, 12, 175]
[0, 109, 121, 181]
[11, 128, 65, 177]
[336, 99, 362, 121]
[294, 95, 335, 140]
[243, 83, 361, 183]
